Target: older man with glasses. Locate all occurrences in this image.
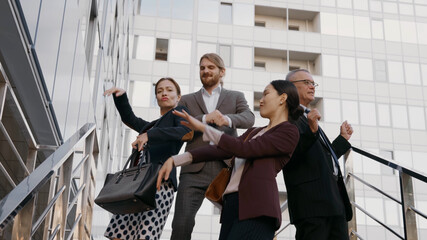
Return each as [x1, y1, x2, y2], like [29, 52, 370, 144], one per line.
[282, 69, 354, 240]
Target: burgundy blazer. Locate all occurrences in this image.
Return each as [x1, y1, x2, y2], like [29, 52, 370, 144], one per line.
[189, 121, 299, 229]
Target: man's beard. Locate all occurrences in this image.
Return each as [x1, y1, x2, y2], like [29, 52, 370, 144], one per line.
[201, 73, 220, 88]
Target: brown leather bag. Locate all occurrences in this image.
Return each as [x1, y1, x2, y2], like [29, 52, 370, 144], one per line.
[204, 129, 255, 208]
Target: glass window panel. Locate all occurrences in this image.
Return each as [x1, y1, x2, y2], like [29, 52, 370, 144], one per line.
[415, 6, 427, 17]
[132, 81, 151, 107]
[140, 0, 156, 16]
[394, 150, 413, 169]
[321, 0, 336, 7]
[416, 23, 427, 45]
[365, 198, 385, 224]
[354, 16, 371, 39]
[172, 0, 193, 20]
[421, 64, 427, 86]
[408, 106, 426, 130]
[384, 19, 401, 42]
[353, 0, 368, 10]
[219, 45, 231, 67]
[135, 36, 155, 60]
[337, 14, 354, 37]
[197, 43, 216, 63]
[385, 200, 400, 226]
[360, 102, 376, 126]
[233, 3, 254, 26]
[371, 20, 384, 40]
[342, 100, 359, 124]
[337, 0, 352, 8]
[169, 39, 191, 64]
[339, 56, 356, 79]
[158, 0, 171, 17]
[378, 104, 391, 126]
[219, 2, 232, 24]
[323, 99, 341, 123]
[322, 55, 339, 77]
[320, 13, 337, 35]
[155, 38, 169, 61]
[399, 3, 414, 15]
[391, 105, 409, 128]
[357, 58, 373, 81]
[233, 46, 252, 69]
[383, 2, 398, 14]
[374, 60, 387, 82]
[370, 1, 382, 12]
[400, 21, 418, 44]
[198, 0, 218, 23]
[404, 63, 421, 85]
[388, 61, 404, 83]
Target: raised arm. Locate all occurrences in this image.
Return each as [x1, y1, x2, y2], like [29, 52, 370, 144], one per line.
[111, 92, 149, 132]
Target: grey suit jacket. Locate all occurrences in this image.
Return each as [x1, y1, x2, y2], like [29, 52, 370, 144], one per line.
[178, 88, 255, 173]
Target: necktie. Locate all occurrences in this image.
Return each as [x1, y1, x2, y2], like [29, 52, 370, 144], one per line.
[305, 108, 340, 176]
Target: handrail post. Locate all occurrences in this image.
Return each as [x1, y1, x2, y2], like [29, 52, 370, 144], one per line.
[400, 172, 418, 240]
[344, 150, 357, 239]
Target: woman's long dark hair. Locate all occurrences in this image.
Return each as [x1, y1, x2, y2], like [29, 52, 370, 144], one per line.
[270, 80, 304, 122]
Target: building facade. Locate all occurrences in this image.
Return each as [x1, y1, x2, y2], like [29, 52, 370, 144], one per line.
[128, 0, 427, 239]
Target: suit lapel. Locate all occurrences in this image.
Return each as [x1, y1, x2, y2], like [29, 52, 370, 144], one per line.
[194, 90, 209, 114]
[215, 88, 228, 110]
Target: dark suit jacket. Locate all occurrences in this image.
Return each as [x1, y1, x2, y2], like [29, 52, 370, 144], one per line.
[113, 93, 193, 190]
[178, 88, 255, 173]
[189, 121, 299, 229]
[282, 116, 352, 223]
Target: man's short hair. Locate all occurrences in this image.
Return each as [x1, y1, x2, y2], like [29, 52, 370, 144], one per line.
[285, 69, 311, 81]
[200, 53, 225, 70]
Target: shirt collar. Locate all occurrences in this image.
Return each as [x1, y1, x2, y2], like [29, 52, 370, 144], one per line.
[202, 85, 221, 96]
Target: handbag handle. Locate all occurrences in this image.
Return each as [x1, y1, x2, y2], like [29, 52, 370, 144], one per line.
[115, 144, 151, 182]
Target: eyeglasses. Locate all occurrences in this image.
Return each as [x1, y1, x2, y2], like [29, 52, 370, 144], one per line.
[291, 79, 318, 88]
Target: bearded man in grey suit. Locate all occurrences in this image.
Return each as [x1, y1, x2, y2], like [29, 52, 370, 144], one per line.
[171, 53, 255, 240]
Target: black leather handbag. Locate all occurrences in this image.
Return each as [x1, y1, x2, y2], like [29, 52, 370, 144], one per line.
[95, 145, 161, 214]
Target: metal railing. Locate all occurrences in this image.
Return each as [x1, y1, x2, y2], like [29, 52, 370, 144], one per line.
[275, 146, 427, 240]
[345, 147, 427, 240]
[0, 123, 99, 239]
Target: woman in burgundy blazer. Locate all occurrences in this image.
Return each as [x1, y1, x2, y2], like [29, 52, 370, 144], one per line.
[158, 80, 304, 240]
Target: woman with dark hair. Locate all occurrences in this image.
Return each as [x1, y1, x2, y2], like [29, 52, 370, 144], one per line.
[157, 80, 303, 240]
[103, 77, 193, 240]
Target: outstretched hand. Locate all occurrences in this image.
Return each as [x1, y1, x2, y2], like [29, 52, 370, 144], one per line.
[156, 157, 174, 190]
[104, 87, 126, 97]
[173, 109, 206, 132]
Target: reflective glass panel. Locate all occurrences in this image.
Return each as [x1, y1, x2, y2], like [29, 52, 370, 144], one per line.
[322, 55, 339, 77]
[219, 45, 231, 67]
[401, 21, 417, 44]
[342, 100, 359, 124]
[320, 13, 337, 35]
[337, 14, 354, 37]
[233, 46, 252, 69]
[384, 19, 401, 42]
[198, 0, 218, 23]
[233, 3, 254, 26]
[387, 61, 404, 83]
[360, 102, 376, 126]
[378, 104, 391, 126]
[391, 105, 409, 128]
[140, 0, 156, 16]
[169, 39, 192, 64]
[158, 0, 171, 17]
[371, 20, 384, 40]
[354, 16, 371, 39]
[324, 98, 341, 123]
[408, 106, 426, 130]
[357, 58, 373, 81]
[219, 2, 232, 24]
[135, 36, 155, 60]
[339, 56, 356, 79]
[172, 0, 193, 20]
[132, 81, 152, 107]
[404, 63, 421, 85]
